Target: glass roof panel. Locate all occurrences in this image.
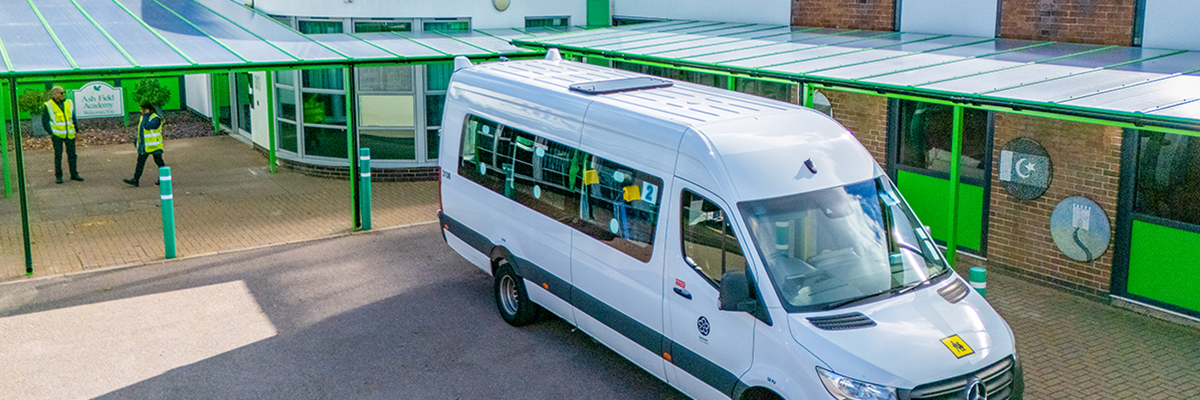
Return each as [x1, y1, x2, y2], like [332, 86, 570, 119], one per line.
[571, 32, 677, 48]
[812, 40, 1034, 80]
[76, 0, 189, 67]
[658, 21, 730, 33]
[313, 34, 394, 60]
[864, 58, 1017, 86]
[768, 37, 989, 74]
[721, 26, 792, 39]
[477, 28, 535, 40]
[1108, 51, 1200, 74]
[113, 0, 242, 65]
[830, 33, 937, 49]
[724, 45, 868, 69]
[705, 42, 816, 64]
[800, 31, 896, 46]
[351, 33, 445, 58]
[0, 1, 71, 72]
[987, 69, 1163, 103]
[1148, 99, 1200, 120]
[152, 0, 293, 63]
[920, 47, 1179, 94]
[442, 31, 536, 54]
[621, 36, 743, 54]
[193, 0, 344, 61]
[981, 42, 1105, 63]
[596, 33, 713, 51]
[1061, 75, 1200, 112]
[652, 38, 785, 59]
[756, 28, 852, 42]
[402, 33, 493, 56]
[555, 30, 659, 45]
[36, 0, 132, 70]
[689, 24, 774, 37]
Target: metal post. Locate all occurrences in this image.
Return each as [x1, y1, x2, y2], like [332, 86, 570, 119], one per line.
[160, 166, 176, 259]
[10, 78, 32, 274]
[803, 83, 815, 109]
[946, 106, 965, 267]
[726, 75, 735, 91]
[210, 73, 220, 134]
[359, 147, 371, 231]
[345, 66, 360, 230]
[266, 71, 277, 173]
[2, 81, 11, 198]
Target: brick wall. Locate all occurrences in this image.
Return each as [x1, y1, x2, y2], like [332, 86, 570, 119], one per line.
[252, 145, 440, 182]
[998, 0, 1136, 46]
[792, 0, 896, 30]
[824, 90, 889, 166]
[985, 114, 1122, 298]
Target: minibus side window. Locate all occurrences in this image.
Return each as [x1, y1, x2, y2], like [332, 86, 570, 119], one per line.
[458, 115, 506, 195]
[573, 156, 663, 262]
[680, 190, 747, 287]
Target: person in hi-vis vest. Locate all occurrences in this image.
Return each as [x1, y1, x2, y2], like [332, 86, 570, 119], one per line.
[123, 102, 166, 187]
[43, 86, 83, 184]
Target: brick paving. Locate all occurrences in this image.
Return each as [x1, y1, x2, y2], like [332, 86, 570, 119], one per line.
[0, 135, 439, 281]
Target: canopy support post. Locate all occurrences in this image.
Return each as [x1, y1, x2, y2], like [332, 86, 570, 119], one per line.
[9, 78, 32, 275]
[2, 80, 11, 198]
[802, 82, 814, 108]
[946, 105, 965, 267]
[266, 71, 277, 174]
[345, 65, 360, 231]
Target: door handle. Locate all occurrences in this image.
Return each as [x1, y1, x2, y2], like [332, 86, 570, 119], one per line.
[673, 287, 692, 300]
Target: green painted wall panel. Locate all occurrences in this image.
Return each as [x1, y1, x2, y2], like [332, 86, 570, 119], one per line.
[896, 170, 984, 251]
[587, 0, 610, 27]
[1128, 220, 1200, 313]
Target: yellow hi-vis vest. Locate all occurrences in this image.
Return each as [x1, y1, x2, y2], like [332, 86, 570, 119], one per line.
[44, 99, 76, 139]
[140, 112, 163, 153]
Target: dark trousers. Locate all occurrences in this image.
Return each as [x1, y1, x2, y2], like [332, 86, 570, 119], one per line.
[132, 152, 165, 182]
[50, 136, 79, 179]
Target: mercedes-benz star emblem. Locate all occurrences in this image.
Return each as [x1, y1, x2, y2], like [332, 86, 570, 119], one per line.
[964, 376, 987, 400]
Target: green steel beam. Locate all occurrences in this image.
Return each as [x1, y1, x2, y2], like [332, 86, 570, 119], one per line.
[977, 50, 1188, 95]
[803, 83, 814, 108]
[69, 0, 138, 68]
[393, 32, 452, 57]
[346, 33, 407, 59]
[211, 73, 221, 134]
[266, 71, 277, 174]
[27, 0, 79, 70]
[9, 77, 32, 274]
[946, 106, 964, 267]
[726, 75, 735, 91]
[109, 0, 196, 65]
[1, 81, 9, 198]
[756, 34, 951, 70]
[432, 31, 497, 55]
[344, 65, 359, 230]
[912, 45, 1119, 89]
[181, 0, 305, 61]
[711, 30, 865, 65]
[0, 31, 14, 72]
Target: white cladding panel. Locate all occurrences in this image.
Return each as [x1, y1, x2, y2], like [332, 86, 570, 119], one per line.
[252, 0, 585, 30]
[185, 74, 211, 117]
[251, 72, 271, 148]
[613, 0, 791, 25]
[1142, 0, 1200, 51]
[900, 0, 999, 38]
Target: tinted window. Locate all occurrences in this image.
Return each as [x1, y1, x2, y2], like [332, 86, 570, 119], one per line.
[458, 114, 663, 261]
[681, 190, 746, 287]
[1135, 131, 1200, 226]
[897, 100, 989, 180]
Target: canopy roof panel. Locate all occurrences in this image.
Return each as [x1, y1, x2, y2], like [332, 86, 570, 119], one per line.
[515, 21, 1200, 131]
[0, 0, 544, 78]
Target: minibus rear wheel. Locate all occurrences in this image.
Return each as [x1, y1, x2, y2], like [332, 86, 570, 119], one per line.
[495, 261, 539, 326]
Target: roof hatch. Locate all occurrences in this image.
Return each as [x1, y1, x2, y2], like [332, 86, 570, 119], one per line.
[569, 77, 674, 95]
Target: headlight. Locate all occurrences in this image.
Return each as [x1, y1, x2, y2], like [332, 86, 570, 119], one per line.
[816, 368, 897, 400]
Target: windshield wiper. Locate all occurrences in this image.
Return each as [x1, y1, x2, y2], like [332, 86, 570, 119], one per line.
[823, 289, 894, 310]
[823, 271, 949, 311]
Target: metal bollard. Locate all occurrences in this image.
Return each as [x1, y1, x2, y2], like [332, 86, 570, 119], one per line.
[969, 267, 986, 298]
[359, 148, 371, 231]
[160, 167, 176, 259]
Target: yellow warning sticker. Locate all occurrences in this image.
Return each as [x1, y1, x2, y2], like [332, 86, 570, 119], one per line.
[583, 170, 599, 185]
[941, 335, 974, 358]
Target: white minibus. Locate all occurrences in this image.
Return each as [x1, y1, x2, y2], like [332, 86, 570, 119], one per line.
[437, 50, 1022, 400]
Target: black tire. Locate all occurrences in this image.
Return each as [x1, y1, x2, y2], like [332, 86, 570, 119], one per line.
[494, 261, 539, 326]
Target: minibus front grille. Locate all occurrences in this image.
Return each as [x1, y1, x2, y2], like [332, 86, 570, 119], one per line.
[901, 356, 1016, 400]
[806, 312, 876, 330]
[937, 279, 970, 304]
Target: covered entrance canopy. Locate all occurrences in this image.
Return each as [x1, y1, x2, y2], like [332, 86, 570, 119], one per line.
[514, 20, 1200, 135]
[0, 0, 559, 274]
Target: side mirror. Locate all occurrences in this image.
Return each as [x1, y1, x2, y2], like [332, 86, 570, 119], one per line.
[719, 270, 757, 313]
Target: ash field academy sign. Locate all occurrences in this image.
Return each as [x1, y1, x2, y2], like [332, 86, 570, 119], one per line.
[73, 82, 124, 119]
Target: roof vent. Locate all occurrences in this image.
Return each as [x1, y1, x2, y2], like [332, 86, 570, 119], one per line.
[453, 56, 473, 71]
[545, 48, 563, 62]
[807, 312, 876, 331]
[937, 278, 970, 304]
[569, 77, 673, 95]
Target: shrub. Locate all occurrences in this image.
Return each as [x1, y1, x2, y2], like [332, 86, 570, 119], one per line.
[133, 79, 171, 108]
[17, 89, 49, 114]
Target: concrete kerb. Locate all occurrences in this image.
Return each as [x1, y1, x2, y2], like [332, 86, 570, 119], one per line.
[0, 220, 439, 288]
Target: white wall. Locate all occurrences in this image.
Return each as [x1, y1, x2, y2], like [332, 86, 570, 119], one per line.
[1142, 0, 1200, 51]
[251, 71, 270, 148]
[613, 0, 790, 26]
[900, 0, 998, 37]
[251, 0, 585, 29]
[185, 74, 211, 117]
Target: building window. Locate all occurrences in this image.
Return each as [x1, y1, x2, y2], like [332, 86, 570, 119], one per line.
[425, 62, 453, 160]
[357, 66, 416, 161]
[525, 16, 570, 29]
[1134, 132, 1200, 226]
[423, 19, 470, 32]
[353, 19, 412, 33]
[897, 100, 989, 181]
[612, 16, 663, 26]
[297, 19, 344, 34]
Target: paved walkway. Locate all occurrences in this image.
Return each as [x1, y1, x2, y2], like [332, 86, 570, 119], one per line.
[0, 135, 439, 281]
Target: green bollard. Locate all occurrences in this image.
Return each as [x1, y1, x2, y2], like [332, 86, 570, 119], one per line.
[969, 267, 986, 298]
[160, 167, 176, 259]
[358, 148, 371, 231]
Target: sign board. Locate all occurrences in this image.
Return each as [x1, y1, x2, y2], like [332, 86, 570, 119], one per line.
[72, 81, 124, 119]
[999, 137, 1052, 200]
[1050, 196, 1110, 262]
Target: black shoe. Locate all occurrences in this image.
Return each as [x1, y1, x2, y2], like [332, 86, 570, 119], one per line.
[123, 179, 139, 187]
[154, 180, 160, 186]
[56, 177, 63, 184]
[70, 175, 84, 182]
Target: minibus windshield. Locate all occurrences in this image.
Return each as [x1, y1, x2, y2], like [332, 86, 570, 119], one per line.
[739, 177, 950, 312]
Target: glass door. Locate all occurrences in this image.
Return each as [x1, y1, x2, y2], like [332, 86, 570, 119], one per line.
[234, 72, 253, 140]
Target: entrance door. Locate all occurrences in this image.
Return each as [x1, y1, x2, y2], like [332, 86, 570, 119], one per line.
[664, 181, 756, 399]
[234, 72, 253, 140]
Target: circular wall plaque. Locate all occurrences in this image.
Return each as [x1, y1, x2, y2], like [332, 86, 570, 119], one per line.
[998, 137, 1052, 200]
[493, 0, 510, 12]
[1050, 196, 1110, 262]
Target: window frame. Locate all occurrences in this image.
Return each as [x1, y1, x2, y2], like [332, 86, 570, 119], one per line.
[680, 189, 749, 289]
